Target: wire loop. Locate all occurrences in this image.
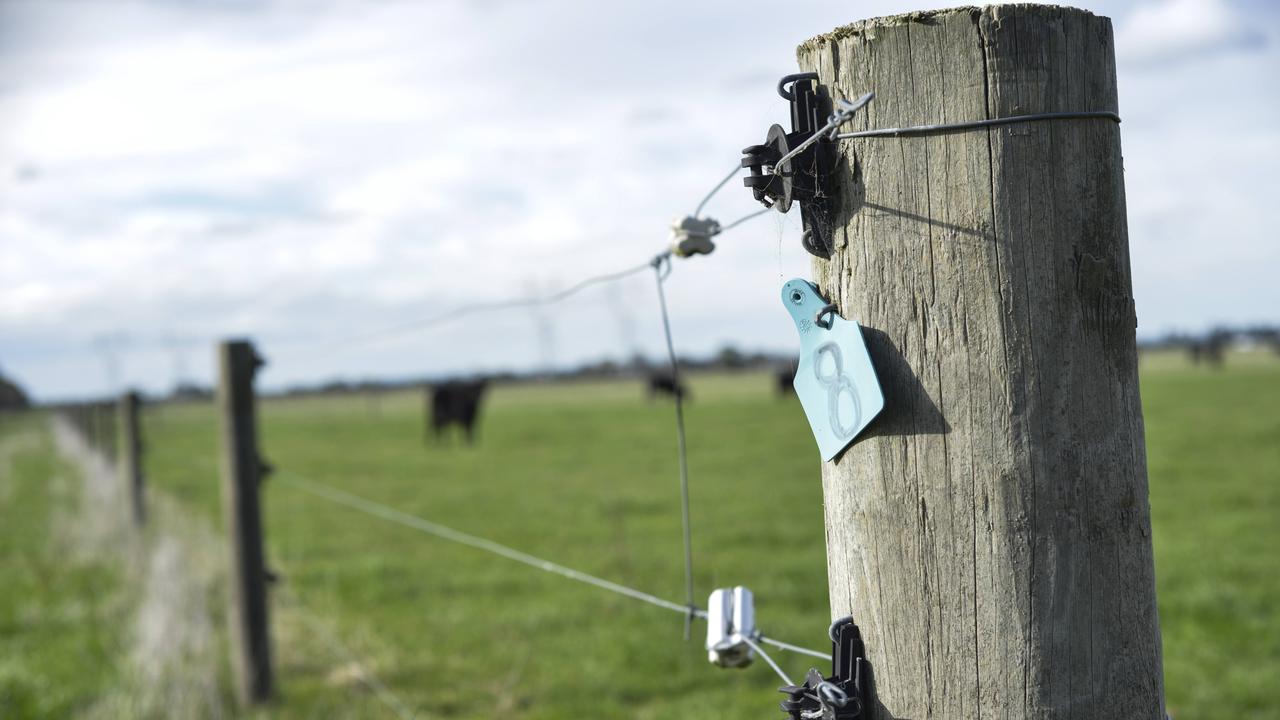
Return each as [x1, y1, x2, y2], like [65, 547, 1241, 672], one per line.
[777, 72, 819, 100]
[814, 303, 838, 330]
[817, 680, 849, 708]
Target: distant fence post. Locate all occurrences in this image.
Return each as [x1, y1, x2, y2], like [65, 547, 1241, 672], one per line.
[89, 402, 104, 452]
[98, 399, 117, 461]
[118, 390, 145, 526]
[216, 339, 274, 705]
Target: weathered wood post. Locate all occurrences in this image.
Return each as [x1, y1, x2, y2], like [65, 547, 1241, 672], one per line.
[99, 399, 117, 461]
[118, 390, 145, 526]
[216, 339, 274, 705]
[797, 6, 1164, 718]
[90, 401, 106, 452]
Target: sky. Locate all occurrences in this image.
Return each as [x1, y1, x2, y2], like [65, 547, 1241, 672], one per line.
[1, 0, 1277, 401]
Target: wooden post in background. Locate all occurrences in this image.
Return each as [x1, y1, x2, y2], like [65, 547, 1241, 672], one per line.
[90, 401, 105, 453]
[118, 390, 145, 526]
[98, 399, 117, 461]
[217, 339, 274, 705]
[797, 6, 1164, 718]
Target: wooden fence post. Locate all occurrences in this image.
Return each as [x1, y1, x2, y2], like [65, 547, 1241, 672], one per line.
[89, 402, 104, 452]
[98, 399, 117, 461]
[796, 6, 1164, 718]
[216, 339, 274, 705]
[118, 390, 145, 526]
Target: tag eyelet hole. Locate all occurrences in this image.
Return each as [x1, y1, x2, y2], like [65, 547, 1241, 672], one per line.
[790, 290, 803, 305]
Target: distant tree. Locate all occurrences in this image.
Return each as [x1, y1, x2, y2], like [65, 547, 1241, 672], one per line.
[1189, 327, 1234, 368]
[0, 374, 31, 410]
[716, 345, 746, 369]
[171, 382, 213, 401]
[1242, 325, 1280, 354]
[625, 352, 651, 373]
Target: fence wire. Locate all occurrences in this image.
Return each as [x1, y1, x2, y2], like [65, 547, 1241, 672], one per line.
[274, 471, 827, 661]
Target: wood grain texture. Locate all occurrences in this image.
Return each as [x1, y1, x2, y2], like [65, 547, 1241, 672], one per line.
[797, 6, 1164, 718]
[217, 340, 274, 705]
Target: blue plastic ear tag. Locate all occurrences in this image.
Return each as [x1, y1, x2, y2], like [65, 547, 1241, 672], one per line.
[782, 279, 884, 461]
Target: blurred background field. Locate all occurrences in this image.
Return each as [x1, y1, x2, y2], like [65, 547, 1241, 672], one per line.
[2, 350, 1276, 718]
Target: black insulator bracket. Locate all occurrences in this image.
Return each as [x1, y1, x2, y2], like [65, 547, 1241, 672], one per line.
[742, 73, 839, 259]
[777, 617, 873, 719]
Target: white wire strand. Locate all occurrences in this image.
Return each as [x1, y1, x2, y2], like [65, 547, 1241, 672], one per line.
[694, 164, 743, 218]
[275, 471, 826, 659]
[718, 205, 775, 233]
[758, 634, 829, 661]
[741, 635, 796, 687]
[271, 199, 778, 357]
[652, 258, 696, 638]
[772, 91, 875, 174]
[319, 261, 654, 350]
[278, 471, 708, 619]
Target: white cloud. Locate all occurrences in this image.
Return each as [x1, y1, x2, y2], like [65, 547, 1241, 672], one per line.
[1, 0, 1278, 399]
[1116, 0, 1268, 66]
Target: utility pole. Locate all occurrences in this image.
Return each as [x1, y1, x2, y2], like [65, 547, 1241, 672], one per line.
[797, 6, 1163, 718]
[118, 390, 145, 526]
[216, 339, 274, 705]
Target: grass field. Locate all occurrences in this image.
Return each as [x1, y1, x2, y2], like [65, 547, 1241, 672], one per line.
[142, 372, 831, 719]
[3, 351, 1278, 718]
[0, 417, 127, 718]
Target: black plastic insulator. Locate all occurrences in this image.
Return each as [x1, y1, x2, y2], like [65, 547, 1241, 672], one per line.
[741, 75, 839, 258]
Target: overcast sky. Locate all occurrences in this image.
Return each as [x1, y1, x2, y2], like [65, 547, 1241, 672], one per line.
[2, 0, 1277, 401]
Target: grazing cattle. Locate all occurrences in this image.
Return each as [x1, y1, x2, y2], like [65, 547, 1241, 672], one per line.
[427, 380, 488, 445]
[776, 367, 795, 397]
[647, 372, 690, 402]
[1189, 336, 1227, 368]
[775, 359, 800, 397]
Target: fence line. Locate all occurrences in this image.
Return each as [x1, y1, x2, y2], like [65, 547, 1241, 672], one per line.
[51, 119, 864, 711]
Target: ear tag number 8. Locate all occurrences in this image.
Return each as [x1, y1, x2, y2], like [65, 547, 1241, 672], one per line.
[781, 279, 884, 461]
[814, 342, 861, 439]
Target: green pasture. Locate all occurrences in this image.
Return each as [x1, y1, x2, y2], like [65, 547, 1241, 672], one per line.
[0, 416, 127, 718]
[143, 371, 830, 719]
[2, 350, 1277, 717]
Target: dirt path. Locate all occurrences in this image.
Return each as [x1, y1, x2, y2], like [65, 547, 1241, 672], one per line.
[53, 418, 228, 718]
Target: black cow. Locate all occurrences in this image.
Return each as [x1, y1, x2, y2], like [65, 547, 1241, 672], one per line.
[427, 380, 488, 445]
[776, 369, 795, 397]
[775, 359, 799, 397]
[1189, 332, 1229, 368]
[647, 372, 690, 402]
